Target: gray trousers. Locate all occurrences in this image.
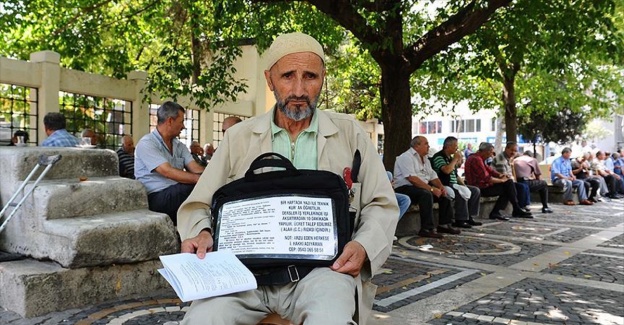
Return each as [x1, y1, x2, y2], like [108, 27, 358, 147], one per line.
[181, 267, 357, 325]
[452, 185, 480, 221]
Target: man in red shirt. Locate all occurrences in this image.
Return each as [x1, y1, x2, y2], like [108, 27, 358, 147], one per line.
[465, 142, 532, 221]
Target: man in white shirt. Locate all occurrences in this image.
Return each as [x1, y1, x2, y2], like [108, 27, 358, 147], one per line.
[394, 136, 460, 238]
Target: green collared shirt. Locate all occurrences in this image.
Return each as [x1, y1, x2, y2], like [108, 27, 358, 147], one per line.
[271, 109, 319, 170]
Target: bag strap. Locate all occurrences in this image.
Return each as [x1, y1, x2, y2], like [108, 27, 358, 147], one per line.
[245, 152, 299, 181]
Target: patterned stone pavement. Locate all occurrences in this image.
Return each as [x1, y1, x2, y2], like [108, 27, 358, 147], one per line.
[1, 200, 622, 325]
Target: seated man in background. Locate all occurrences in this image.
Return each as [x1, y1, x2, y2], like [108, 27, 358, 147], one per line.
[513, 150, 553, 213]
[386, 171, 411, 221]
[593, 151, 623, 198]
[81, 128, 98, 146]
[465, 142, 533, 220]
[613, 151, 623, 179]
[190, 140, 208, 167]
[222, 116, 242, 133]
[493, 142, 531, 212]
[41, 112, 80, 147]
[135, 101, 205, 225]
[571, 153, 601, 202]
[9, 130, 29, 146]
[203, 143, 215, 161]
[432, 136, 482, 228]
[117, 135, 136, 179]
[551, 147, 592, 206]
[394, 136, 460, 238]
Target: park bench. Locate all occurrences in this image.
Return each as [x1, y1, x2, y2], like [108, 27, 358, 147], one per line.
[394, 195, 504, 237]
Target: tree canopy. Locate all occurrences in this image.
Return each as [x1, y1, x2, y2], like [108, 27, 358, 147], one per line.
[3, 0, 622, 169]
[412, 0, 624, 150]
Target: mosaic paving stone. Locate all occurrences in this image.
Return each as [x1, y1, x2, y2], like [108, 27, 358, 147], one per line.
[373, 257, 487, 313]
[533, 212, 624, 229]
[398, 235, 559, 266]
[464, 221, 604, 243]
[63, 297, 189, 324]
[545, 251, 624, 284]
[598, 233, 624, 249]
[427, 278, 623, 325]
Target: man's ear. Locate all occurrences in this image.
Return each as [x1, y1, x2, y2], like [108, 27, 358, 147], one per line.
[264, 70, 274, 91]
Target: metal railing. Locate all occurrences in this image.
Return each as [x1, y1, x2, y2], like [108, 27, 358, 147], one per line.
[0, 84, 39, 145]
[59, 92, 132, 149]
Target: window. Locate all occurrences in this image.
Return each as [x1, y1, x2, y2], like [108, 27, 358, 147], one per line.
[418, 121, 442, 134]
[451, 119, 481, 133]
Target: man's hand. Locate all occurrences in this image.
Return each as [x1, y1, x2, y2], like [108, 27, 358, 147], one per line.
[330, 240, 367, 277]
[181, 230, 214, 259]
[454, 150, 463, 165]
[431, 187, 443, 198]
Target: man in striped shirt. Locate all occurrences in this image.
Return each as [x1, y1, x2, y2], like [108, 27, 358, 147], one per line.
[117, 135, 135, 179]
[431, 136, 482, 228]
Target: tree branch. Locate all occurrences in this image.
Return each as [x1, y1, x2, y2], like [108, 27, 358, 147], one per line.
[251, 0, 383, 49]
[404, 0, 512, 74]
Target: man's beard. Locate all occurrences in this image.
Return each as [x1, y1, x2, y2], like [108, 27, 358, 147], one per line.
[274, 91, 319, 121]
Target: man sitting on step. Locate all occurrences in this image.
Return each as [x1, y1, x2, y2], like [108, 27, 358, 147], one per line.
[551, 147, 593, 206]
[431, 136, 482, 228]
[513, 150, 553, 213]
[464, 142, 533, 221]
[394, 136, 461, 238]
[134, 101, 206, 225]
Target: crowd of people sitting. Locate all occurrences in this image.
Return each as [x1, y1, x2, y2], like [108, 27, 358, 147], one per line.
[390, 137, 623, 239]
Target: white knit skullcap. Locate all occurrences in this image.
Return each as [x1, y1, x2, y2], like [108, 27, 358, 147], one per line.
[263, 32, 325, 70]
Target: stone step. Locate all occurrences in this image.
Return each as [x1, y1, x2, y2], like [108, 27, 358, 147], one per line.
[0, 209, 178, 268]
[0, 258, 174, 318]
[0, 147, 119, 205]
[18, 177, 148, 220]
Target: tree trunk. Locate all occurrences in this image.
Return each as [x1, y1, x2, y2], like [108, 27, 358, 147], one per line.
[502, 66, 518, 145]
[380, 64, 412, 172]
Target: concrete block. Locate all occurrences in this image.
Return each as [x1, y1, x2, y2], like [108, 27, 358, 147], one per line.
[0, 258, 174, 318]
[394, 196, 508, 237]
[0, 147, 119, 204]
[1, 210, 179, 268]
[19, 177, 148, 220]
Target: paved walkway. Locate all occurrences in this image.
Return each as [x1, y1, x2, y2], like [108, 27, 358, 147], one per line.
[1, 200, 622, 324]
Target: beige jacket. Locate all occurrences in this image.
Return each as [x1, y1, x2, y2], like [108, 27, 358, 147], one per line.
[177, 109, 398, 324]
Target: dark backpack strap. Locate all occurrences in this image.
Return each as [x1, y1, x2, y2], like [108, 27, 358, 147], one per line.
[245, 152, 299, 181]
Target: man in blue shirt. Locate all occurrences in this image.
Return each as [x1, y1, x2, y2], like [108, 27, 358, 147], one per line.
[134, 102, 205, 225]
[551, 147, 592, 206]
[41, 112, 80, 147]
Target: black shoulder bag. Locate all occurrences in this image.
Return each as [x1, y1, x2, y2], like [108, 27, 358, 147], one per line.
[211, 153, 352, 282]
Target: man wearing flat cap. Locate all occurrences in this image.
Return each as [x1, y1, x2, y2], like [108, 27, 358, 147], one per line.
[177, 32, 398, 325]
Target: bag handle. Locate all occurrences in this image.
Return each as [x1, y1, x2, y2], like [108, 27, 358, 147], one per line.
[245, 152, 298, 180]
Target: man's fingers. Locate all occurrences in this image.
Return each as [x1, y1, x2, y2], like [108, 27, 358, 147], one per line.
[195, 238, 213, 259]
[179, 233, 214, 259]
[180, 240, 196, 254]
